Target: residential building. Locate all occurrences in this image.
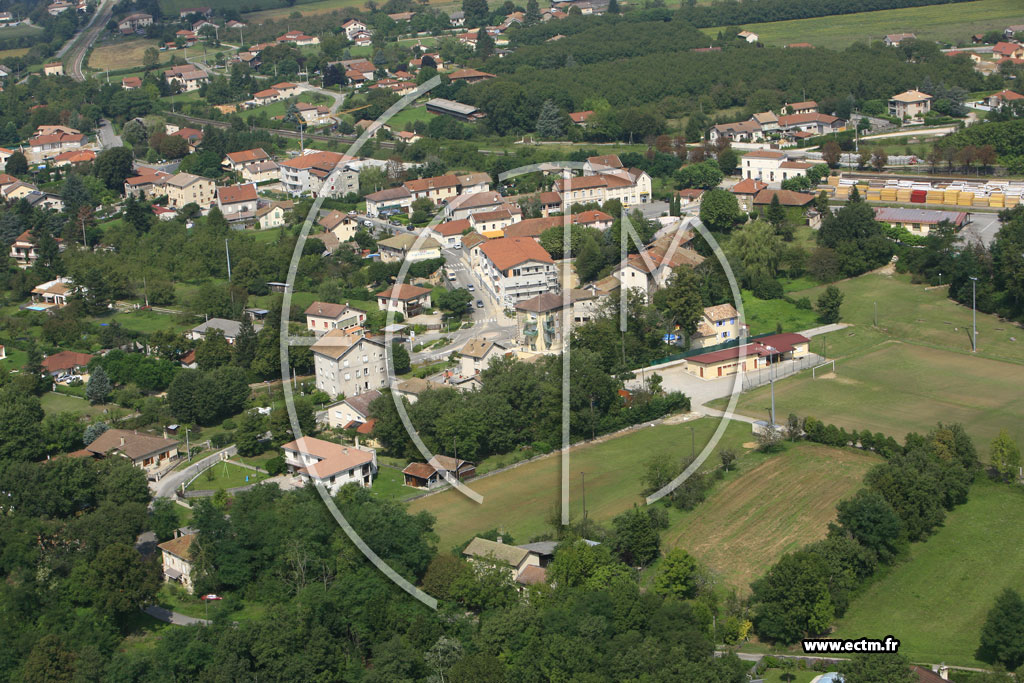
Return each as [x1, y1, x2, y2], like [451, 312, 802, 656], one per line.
[85, 428, 180, 471]
[377, 233, 442, 262]
[403, 173, 460, 206]
[164, 64, 208, 91]
[873, 207, 968, 237]
[752, 189, 815, 211]
[782, 100, 818, 115]
[459, 337, 507, 376]
[457, 172, 491, 195]
[738, 30, 758, 43]
[168, 127, 203, 153]
[730, 178, 768, 212]
[117, 12, 152, 31]
[255, 202, 288, 229]
[477, 236, 559, 308]
[402, 455, 475, 489]
[124, 171, 170, 198]
[325, 389, 380, 430]
[9, 229, 41, 267]
[376, 284, 432, 318]
[281, 437, 377, 493]
[553, 169, 651, 208]
[689, 303, 741, 349]
[446, 190, 506, 220]
[241, 160, 280, 183]
[311, 330, 387, 399]
[29, 130, 84, 154]
[776, 112, 844, 137]
[279, 151, 358, 197]
[470, 206, 521, 235]
[427, 219, 471, 248]
[158, 531, 196, 593]
[305, 301, 366, 335]
[583, 154, 623, 174]
[709, 119, 762, 143]
[514, 290, 597, 353]
[740, 150, 789, 182]
[883, 33, 916, 46]
[31, 277, 75, 308]
[188, 318, 262, 343]
[462, 537, 539, 581]
[752, 111, 779, 134]
[277, 30, 319, 46]
[985, 89, 1024, 108]
[216, 183, 259, 220]
[122, 76, 142, 89]
[993, 42, 1024, 60]
[889, 90, 933, 119]
[341, 18, 368, 40]
[447, 68, 495, 84]
[319, 210, 359, 242]
[43, 62, 64, 76]
[573, 209, 614, 230]
[40, 350, 92, 376]
[251, 88, 280, 105]
[613, 230, 704, 300]
[393, 377, 446, 404]
[162, 172, 215, 209]
[569, 110, 594, 126]
[222, 148, 270, 172]
[365, 186, 414, 217]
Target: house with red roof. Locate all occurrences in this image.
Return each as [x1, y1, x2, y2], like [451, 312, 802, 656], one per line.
[476, 237, 558, 308]
[281, 437, 377, 493]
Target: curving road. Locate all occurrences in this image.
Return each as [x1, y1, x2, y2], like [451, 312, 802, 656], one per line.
[66, 0, 115, 81]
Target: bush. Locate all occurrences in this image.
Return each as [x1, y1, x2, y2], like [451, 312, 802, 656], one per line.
[211, 432, 233, 448]
[795, 297, 812, 310]
[265, 455, 286, 476]
[221, 419, 236, 430]
[751, 276, 784, 300]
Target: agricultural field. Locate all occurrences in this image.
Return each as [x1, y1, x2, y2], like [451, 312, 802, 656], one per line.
[700, 0, 1024, 48]
[662, 443, 880, 593]
[0, 23, 45, 41]
[832, 479, 1024, 666]
[0, 46, 30, 60]
[714, 272, 1024, 449]
[386, 105, 435, 130]
[408, 417, 753, 551]
[88, 39, 172, 72]
[243, 0, 458, 22]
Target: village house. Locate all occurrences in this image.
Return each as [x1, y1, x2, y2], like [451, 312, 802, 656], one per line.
[311, 330, 387, 399]
[305, 301, 366, 335]
[613, 230, 704, 300]
[222, 148, 270, 172]
[782, 100, 818, 115]
[873, 207, 968, 237]
[29, 129, 85, 154]
[393, 377, 446, 404]
[319, 209, 359, 243]
[573, 209, 614, 230]
[43, 62, 64, 76]
[753, 189, 815, 214]
[738, 30, 758, 43]
[584, 153, 624, 174]
[277, 30, 319, 46]
[477, 236, 559, 308]
[188, 318, 262, 343]
[456, 172, 491, 195]
[162, 172, 215, 209]
[158, 531, 196, 593]
[993, 42, 1024, 60]
[377, 233, 443, 263]
[85, 428, 180, 472]
[341, 19, 368, 40]
[216, 183, 259, 221]
[124, 170, 170, 198]
[121, 76, 142, 90]
[458, 337, 508, 377]
[883, 33, 916, 46]
[279, 150, 358, 197]
[984, 89, 1024, 108]
[446, 190, 506, 220]
[889, 90, 933, 119]
[569, 110, 594, 127]
[469, 206, 522, 236]
[731, 178, 769, 212]
[164, 64, 209, 92]
[9, 229, 43, 267]
[514, 289, 598, 354]
[742, 150, 811, 183]
[403, 173, 460, 206]
[553, 169, 651, 208]
[402, 455, 476, 489]
[251, 88, 280, 106]
[462, 537, 541, 582]
[241, 160, 280, 184]
[254, 201, 288, 229]
[376, 284, 432, 318]
[427, 219, 471, 248]
[117, 12, 152, 31]
[281, 437, 377, 493]
[365, 186, 414, 217]
[292, 102, 333, 126]
[325, 388, 380, 431]
[31, 277, 75, 308]
[689, 303, 742, 349]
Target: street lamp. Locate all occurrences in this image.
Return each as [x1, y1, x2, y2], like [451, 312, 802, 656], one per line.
[969, 276, 978, 352]
[763, 345, 778, 426]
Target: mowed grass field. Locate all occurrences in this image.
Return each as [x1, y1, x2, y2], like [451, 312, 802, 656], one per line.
[663, 443, 880, 593]
[408, 417, 752, 551]
[701, 0, 1024, 48]
[714, 272, 1024, 450]
[88, 39, 174, 71]
[832, 479, 1024, 666]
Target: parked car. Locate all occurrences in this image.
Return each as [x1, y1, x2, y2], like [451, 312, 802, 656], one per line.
[363, 220, 373, 227]
[447, 273, 457, 282]
[466, 284, 474, 291]
[476, 300, 484, 308]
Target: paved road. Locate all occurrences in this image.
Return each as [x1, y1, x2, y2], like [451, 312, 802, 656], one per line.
[96, 119, 122, 149]
[151, 447, 234, 499]
[296, 82, 347, 114]
[66, 0, 115, 81]
[144, 605, 211, 626]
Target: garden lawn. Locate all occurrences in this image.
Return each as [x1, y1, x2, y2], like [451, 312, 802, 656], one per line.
[386, 105, 435, 129]
[408, 417, 752, 551]
[741, 289, 819, 336]
[186, 461, 268, 491]
[87, 39, 171, 71]
[40, 392, 108, 418]
[662, 443, 880, 594]
[369, 466, 418, 502]
[832, 478, 1024, 666]
[0, 347, 27, 371]
[157, 583, 267, 623]
[101, 310, 192, 334]
[699, 0, 1024, 48]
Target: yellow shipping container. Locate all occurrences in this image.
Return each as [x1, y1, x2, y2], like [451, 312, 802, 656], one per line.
[926, 192, 944, 204]
[973, 198, 990, 208]
[896, 190, 912, 201]
[943, 191, 959, 204]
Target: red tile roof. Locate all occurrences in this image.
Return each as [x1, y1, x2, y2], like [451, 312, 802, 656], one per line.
[377, 284, 432, 301]
[217, 184, 257, 204]
[41, 350, 93, 373]
[479, 236, 553, 271]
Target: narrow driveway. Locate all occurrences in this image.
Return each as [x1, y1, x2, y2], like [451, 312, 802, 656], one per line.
[96, 119, 122, 149]
[144, 605, 210, 626]
[151, 447, 234, 499]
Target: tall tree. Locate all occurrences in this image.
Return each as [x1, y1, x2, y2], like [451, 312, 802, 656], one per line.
[830, 489, 906, 563]
[729, 220, 784, 287]
[86, 366, 112, 405]
[699, 188, 742, 232]
[535, 99, 565, 139]
[524, 0, 540, 23]
[816, 285, 844, 324]
[234, 316, 257, 369]
[195, 329, 232, 370]
[462, 0, 490, 28]
[989, 429, 1021, 483]
[475, 28, 495, 58]
[655, 267, 704, 345]
[5, 150, 27, 176]
[978, 588, 1024, 670]
[94, 147, 135, 192]
[766, 193, 786, 231]
[653, 548, 700, 599]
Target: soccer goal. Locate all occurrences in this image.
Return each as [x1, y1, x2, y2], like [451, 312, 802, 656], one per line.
[812, 360, 836, 379]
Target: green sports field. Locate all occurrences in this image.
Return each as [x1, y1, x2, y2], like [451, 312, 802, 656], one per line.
[701, 0, 1024, 48]
[832, 478, 1024, 666]
[663, 443, 880, 593]
[408, 417, 753, 551]
[714, 272, 1024, 450]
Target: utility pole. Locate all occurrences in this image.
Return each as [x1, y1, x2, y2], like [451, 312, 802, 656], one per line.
[185, 426, 192, 461]
[690, 426, 695, 462]
[581, 472, 586, 521]
[874, 301, 877, 326]
[970, 276, 978, 351]
[143, 275, 149, 307]
[225, 238, 232, 281]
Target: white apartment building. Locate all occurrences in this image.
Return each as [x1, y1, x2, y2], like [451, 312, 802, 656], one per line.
[476, 237, 559, 309]
[311, 329, 387, 399]
[279, 151, 359, 197]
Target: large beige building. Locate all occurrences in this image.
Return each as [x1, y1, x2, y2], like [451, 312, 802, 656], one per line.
[514, 289, 598, 354]
[281, 436, 377, 493]
[280, 151, 358, 197]
[889, 90, 933, 119]
[476, 237, 559, 309]
[311, 330, 387, 399]
[162, 172, 216, 209]
[689, 303, 742, 349]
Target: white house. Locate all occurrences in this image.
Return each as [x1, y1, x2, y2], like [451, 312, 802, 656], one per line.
[458, 338, 507, 377]
[281, 437, 377, 493]
[311, 329, 387, 399]
[476, 237, 559, 309]
[305, 301, 366, 335]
